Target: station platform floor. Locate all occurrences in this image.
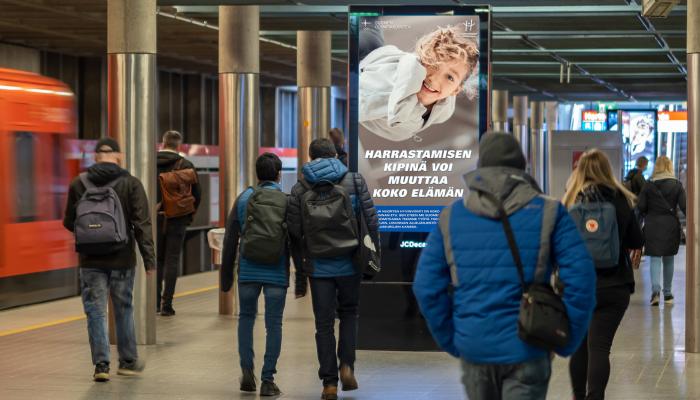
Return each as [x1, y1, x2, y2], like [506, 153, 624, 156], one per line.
[0, 248, 696, 399]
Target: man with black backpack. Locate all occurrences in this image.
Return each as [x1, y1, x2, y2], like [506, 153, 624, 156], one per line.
[287, 138, 379, 400]
[156, 130, 201, 316]
[221, 153, 302, 397]
[623, 156, 648, 196]
[63, 137, 155, 382]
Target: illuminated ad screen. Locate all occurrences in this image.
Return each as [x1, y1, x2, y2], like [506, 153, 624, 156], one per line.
[621, 110, 657, 178]
[349, 6, 490, 232]
[581, 110, 607, 132]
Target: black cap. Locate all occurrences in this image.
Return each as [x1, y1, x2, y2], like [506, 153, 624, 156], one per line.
[95, 137, 121, 153]
[477, 132, 527, 170]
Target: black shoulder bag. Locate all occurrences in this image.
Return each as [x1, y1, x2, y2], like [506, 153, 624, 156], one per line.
[491, 194, 570, 350]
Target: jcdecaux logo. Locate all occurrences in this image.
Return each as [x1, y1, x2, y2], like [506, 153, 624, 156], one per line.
[400, 240, 427, 249]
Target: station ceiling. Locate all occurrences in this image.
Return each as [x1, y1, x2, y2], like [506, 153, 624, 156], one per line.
[0, 0, 689, 102]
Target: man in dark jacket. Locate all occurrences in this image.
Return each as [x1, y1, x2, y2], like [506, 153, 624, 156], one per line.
[287, 138, 379, 400]
[624, 156, 648, 195]
[413, 133, 596, 400]
[63, 137, 155, 382]
[156, 130, 201, 316]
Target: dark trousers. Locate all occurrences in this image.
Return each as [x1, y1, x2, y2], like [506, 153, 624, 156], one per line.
[569, 285, 630, 400]
[461, 356, 552, 400]
[157, 215, 188, 308]
[309, 274, 362, 386]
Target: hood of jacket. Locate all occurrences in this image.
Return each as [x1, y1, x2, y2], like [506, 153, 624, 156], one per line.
[463, 167, 542, 218]
[302, 158, 348, 184]
[87, 162, 129, 186]
[157, 150, 183, 167]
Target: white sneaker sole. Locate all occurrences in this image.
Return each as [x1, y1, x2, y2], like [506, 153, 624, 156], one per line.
[117, 369, 141, 376]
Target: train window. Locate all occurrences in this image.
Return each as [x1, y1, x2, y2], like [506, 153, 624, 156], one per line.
[14, 132, 37, 222]
[275, 86, 298, 148]
[50, 135, 66, 220]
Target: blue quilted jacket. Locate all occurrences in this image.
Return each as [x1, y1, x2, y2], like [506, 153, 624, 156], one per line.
[413, 167, 596, 364]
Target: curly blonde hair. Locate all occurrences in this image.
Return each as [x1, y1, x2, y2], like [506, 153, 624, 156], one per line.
[415, 25, 479, 95]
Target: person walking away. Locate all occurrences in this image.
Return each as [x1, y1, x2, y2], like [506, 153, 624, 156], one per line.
[329, 128, 348, 167]
[623, 156, 648, 196]
[63, 138, 156, 382]
[413, 133, 597, 400]
[221, 153, 301, 397]
[637, 155, 686, 306]
[156, 130, 201, 316]
[287, 138, 379, 400]
[563, 149, 644, 400]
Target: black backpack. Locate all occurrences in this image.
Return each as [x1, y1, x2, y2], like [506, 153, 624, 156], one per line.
[300, 174, 359, 258]
[74, 173, 129, 255]
[240, 186, 289, 265]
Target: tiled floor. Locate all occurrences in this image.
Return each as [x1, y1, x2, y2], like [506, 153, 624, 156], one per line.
[0, 248, 698, 399]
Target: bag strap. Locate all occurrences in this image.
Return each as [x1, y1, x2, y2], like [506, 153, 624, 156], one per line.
[484, 192, 528, 294]
[649, 181, 675, 215]
[438, 204, 459, 286]
[535, 197, 559, 283]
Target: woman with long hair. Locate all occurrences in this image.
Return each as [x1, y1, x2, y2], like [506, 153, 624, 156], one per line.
[563, 149, 643, 400]
[637, 155, 686, 306]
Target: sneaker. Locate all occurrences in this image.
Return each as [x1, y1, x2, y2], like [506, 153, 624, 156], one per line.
[117, 359, 145, 376]
[260, 380, 281, 396]
[650, 292, 660, 307]
[339, 364, 358, 391]
[240, 369, 257, 392]
[93, 363, 110, 382]
[160, 305, 175, 317]
[321, 385, 338, 400]
[665, 295, 674, 304]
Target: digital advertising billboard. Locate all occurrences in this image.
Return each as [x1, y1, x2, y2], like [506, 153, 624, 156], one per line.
[620, 110, 657, 178]
[349, 6, 490, 233]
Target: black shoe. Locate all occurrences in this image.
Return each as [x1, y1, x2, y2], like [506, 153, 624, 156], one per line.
[93, 363, 110, 382]
[117, 359, 145, 376]
[160, 305, 175, 316]
[664, 295, 674, 304]
[240, 369, 257, 392]
[651, 292, 660, 306]
[260, 380, 281, 396]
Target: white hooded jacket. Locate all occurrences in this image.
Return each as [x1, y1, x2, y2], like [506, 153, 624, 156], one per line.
[359, 45, 456, 142]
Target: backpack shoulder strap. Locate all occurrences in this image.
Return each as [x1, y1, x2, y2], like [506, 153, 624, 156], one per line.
[79, 172, 96, 190]
[439, 204, 459, 286]
[534, 196, 560, 283]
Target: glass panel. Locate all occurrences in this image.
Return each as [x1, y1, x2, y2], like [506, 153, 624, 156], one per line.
[14, 132, 36, 222]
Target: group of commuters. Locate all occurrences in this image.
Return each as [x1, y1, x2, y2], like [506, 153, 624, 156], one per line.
[62, 128, 686, 400]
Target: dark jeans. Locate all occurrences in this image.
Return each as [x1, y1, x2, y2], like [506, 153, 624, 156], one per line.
[157, 215, 188, 307]
[238, 282, 287, 382]
[309, 274, 362, 386]
[569, 285, 630, 400]
[79, 268, 138, 366]
[461, 356, 551, 400]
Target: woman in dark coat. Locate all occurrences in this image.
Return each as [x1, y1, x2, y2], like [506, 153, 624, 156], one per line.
[638, 155, 686, 306]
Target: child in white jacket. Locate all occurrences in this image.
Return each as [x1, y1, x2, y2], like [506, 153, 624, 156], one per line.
[359, 25, 479, 142]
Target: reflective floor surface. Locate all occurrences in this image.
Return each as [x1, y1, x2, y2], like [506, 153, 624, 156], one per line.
[0, 248, 697, 399]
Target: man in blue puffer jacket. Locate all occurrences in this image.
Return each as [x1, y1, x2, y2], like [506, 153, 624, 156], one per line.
[288, 138, 379, 400]
[413, 133, 596, 400]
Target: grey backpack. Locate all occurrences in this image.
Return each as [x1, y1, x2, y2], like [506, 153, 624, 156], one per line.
[568, 193, 620, 270]
[74, 173, 129, 255]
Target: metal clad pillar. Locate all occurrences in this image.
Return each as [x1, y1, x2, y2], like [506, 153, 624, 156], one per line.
[529, 101, 545, 186]
[512, 95, 529, 158]
[544, 101, 559, 195]
[107, 0, 157, 345]
[687, 0, 700, 353]
[297, 31, 331, 170]
[491, 90, 509, 132]
[218, 5, 260, 316]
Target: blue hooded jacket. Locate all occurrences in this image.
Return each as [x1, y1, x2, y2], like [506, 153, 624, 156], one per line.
[298, 158, 357, 277]
[413, 167, 596, 364]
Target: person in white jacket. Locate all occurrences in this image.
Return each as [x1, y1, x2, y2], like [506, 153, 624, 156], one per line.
[359, 25, 479, 142]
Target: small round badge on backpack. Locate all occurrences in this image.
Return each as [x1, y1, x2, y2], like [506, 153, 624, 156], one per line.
[585, 219, 599, 233]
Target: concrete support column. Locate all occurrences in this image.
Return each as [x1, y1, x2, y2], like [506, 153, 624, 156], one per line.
[297, 31, 331, 170]
[107, 0, 157, 345]
[491, 90, 509, 132]
[512, 95, 529, 157]
[218, 5, 260, 316]
[686, 0, 700, 353]
[529, 101, 545, 186]
[545, 101, 559, 195]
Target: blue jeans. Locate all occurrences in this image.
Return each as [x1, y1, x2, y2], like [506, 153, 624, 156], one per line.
[238, 282, 287, 381]
[462, 356, 551, 400]
[79, 268, 138, 366]
[650, 256, 675, 296]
